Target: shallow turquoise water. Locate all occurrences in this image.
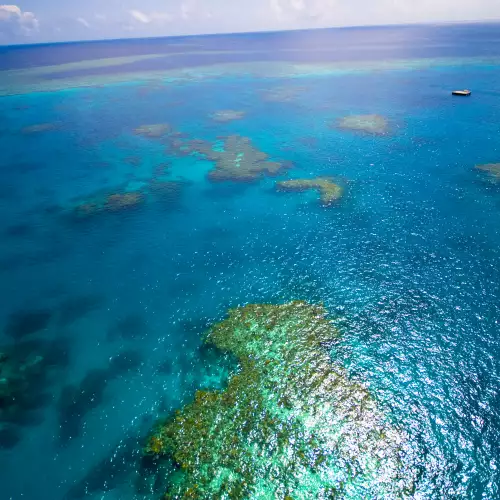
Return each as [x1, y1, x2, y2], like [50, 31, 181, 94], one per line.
[2, 26, 500, 499]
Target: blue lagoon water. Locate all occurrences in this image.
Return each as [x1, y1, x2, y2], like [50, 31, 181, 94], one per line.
[1, 23, 500, 499]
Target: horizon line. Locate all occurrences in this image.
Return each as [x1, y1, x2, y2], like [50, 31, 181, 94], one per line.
[1, 18, 499, 49]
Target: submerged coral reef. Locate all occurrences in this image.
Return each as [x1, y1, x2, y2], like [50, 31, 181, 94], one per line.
[261, 86, 306, 102]
[71, 179, 185, 219]
[0, 339, 70, 447]
[21, 123, 57, 134]
[476, 163, 500, 183]
[145, 301, 418, 499]
[73, 191, 145, 218]
[134, 124, 174, 139]
[334, 114, 390, 135]
[276, 177, 344, 206]
[210, 110, 246, 123]
[190, 135, 290, 182]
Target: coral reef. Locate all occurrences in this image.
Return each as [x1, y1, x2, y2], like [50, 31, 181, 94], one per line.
[261, 86, 306, 102]
[145, 301, 418, 499]
[105, 192, 144, 212]
[134, 124, 174, 139]
[210, 110, 246, 123]
[190, 135, 290, 183]
[73, 191, 144, 218]
[21, 123, 56, 134]
[125, 156, 142, 167]
[71, 179, 184, 220]
[149, 180, 184, 206]
[476, 163, 500, 183]
[276, 177, 344, 206]
[334, 114, 390, 135]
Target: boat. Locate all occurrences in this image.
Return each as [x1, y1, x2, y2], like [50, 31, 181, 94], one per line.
[452, 89, 471, 96]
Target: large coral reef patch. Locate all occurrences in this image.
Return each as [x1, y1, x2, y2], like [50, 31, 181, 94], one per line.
[145, 301, 418, 499]
[334, 114, 390, 136]
[276, 177, 344, 206]
[189, 135, 290, 183]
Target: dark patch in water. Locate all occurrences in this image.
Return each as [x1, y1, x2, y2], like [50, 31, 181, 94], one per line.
[57, 368, 110, 445]
[157, 359, 175, 375]
[0, 338, 71, 447]
[109, 349, 144, 375]
[202, 182, 252, 200]
[108, 313, 149, 341]
[64, 433, 144, 498]
[178, 316, 211, 336]
[0, 425, 21, 450]
[4, 223, 34, 239]
[64, 417, 168, 499]
[57, 349, 143, 444]
[5, 309, 52, 339]
[57, 295, 104, 327]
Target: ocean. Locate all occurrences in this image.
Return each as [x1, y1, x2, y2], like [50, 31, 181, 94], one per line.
[1, 23, 500, 499]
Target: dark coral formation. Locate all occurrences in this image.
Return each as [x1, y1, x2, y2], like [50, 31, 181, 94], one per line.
[334, 114, 390, 135]
[5, 309, 52, 339]
[0, 339, 70, 447]
[276, 177, 344, 206]
[21, 123, 57, 134]
[134, 124, 174, 138]
[149, 180, 184, 206]
[73, 191, 145, 218]
[145, 301, 418, 498]
[190, 135, 290, 183]
[71, 180, 187, 219]
[476, 163, 500, 183]
[105, 192, 144, 212]
[210, 110, 246, 123]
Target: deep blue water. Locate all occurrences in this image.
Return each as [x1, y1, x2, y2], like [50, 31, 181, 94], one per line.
[2, 23, 500, 499]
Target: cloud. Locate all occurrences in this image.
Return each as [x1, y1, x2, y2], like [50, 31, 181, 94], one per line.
[269, 0, 338, 23]
[76, 17, 90, 28]
[0, 4, 39, 35]
[129, 9, 172, 24]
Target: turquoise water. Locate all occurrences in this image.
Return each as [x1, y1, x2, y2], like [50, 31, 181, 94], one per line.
[2, 25, 500, 499]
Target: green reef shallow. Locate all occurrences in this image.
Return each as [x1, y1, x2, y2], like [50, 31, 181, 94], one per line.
[145, 301, 418, 499]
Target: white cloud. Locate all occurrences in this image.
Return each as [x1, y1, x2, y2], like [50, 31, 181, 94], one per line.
[76, 17, 90, 28]
[129, 9, 172, 24]
[130, 9, 150, 23]
[0, 4, 39, 35]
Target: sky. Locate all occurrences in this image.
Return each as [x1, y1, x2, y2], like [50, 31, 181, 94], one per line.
[0, 0, 499, 45]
